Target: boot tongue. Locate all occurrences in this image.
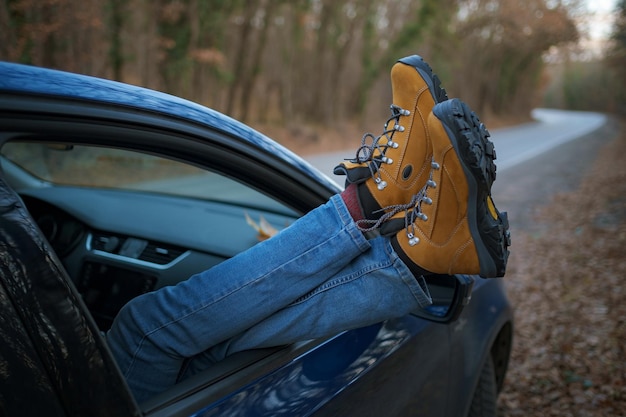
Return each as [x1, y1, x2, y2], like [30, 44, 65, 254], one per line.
[333, 163, 371, 184]
[379, 216, 406, 236]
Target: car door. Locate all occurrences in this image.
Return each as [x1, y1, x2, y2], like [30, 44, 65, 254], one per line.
[0, 168, 453, 417]
[139, 318, 451, 417]
[1, 110, 455, 417]
[0, 64, 471, 416]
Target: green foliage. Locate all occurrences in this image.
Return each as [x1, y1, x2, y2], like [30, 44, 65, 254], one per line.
[604, 0, 626, 113]
[356, 0, 455, 115]
[544, 61, 621, 112]
[548, 0, 626, 115]
[105, 0, 126, 80]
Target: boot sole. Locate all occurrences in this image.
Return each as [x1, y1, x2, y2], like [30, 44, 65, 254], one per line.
[397, 55, 449, 104]
[433, 99, 510, 278]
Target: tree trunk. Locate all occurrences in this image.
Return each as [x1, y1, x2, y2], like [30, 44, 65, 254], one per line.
[226, 1, 257, 117]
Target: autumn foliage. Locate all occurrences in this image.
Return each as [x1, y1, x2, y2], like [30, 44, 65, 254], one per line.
[1, 0, 582, 126]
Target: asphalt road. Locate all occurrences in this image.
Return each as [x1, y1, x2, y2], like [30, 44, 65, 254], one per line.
[304, 109, 618, 233]
[491, 110, 618, 233]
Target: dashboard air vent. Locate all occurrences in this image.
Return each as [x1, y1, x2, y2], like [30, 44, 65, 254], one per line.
[91, 232, 123, 253]
[91, 231, 186, 265]
[138, 243, 186, 265]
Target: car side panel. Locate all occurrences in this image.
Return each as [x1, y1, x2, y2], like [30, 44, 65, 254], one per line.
[446, 278, 513, 416]
[178, 318, 449, 417]
[310, 319, 450, 417]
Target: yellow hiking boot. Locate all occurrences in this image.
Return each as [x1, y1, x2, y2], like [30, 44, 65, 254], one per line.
[334, 54, 448, 221]
[383, 99, 510, 278]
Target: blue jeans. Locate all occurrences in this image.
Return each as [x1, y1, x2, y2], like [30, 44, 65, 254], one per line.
[106, 195, 432, 402]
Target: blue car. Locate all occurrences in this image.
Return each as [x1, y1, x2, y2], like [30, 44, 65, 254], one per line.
[0, 62, 513, 417]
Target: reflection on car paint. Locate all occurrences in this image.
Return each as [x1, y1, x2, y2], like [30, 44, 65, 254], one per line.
[195, 322, 416, 416]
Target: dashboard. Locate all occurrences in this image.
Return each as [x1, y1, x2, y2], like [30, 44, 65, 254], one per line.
[19, 188, 297, 330]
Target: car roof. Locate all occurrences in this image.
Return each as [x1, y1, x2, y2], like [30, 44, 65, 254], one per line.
[0, 61, 340, 194]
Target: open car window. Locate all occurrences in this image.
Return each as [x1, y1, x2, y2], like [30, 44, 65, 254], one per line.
[0, 138, 302, 332]
[1, 141, 297, 215]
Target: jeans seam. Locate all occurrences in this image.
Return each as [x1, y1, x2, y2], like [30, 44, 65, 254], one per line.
[290, 259, 394, 305]
[121, 335, 146, 379]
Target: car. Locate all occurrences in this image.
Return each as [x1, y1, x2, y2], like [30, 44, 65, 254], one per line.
[0, 61, 513, 417]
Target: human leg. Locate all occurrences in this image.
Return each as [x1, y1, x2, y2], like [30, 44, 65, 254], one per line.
[183, 96, 512, 378]
[107, 54, 511, 402]
[106, 54, 451, 402]
[106, 194, 373, 401]
[180, 236, 430, 378]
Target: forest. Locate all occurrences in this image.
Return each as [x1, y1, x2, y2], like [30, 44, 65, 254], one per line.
[1, 0, 624, 136]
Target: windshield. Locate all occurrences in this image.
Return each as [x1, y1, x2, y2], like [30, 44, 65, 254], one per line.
[1, 142, 296, 214]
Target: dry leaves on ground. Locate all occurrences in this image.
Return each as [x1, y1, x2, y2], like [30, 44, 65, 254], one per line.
[497, 122, 626, 416]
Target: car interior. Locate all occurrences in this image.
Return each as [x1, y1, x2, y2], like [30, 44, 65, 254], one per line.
[0, 136, 471, 412]
[0, 140, 302, 331]
[0, 138, 323, 410]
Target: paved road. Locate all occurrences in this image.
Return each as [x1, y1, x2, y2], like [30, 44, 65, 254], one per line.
[303, 109, 617, 232]
[304, 109, 609, 185]
[489, 108, 608, 171]
[492, 111, 618, 233]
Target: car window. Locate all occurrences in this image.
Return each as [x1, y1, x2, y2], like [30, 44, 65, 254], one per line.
[1, 141, 297, 215]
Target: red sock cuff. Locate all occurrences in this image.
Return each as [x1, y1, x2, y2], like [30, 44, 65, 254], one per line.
[340, 183, 365, 222]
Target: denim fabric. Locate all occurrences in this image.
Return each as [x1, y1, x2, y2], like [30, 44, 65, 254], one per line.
[106, 195, 431, 402]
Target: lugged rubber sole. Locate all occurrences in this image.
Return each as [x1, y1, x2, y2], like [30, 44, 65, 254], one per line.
[433, 99, 510, 278]
[397, 54, 449, 104]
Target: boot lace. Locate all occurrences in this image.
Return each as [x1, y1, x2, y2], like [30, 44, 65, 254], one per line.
[348, 104, 410, 191]
[404, 158, 440, 246]
[355, 158, 440, 234]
